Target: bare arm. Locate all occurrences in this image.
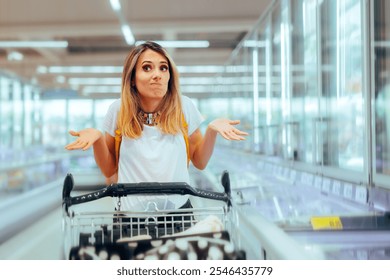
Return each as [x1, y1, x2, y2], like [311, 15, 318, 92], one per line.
[93, 132, 117, 178]
[190, 119, 248, 170]
[65, 128, 117, 178]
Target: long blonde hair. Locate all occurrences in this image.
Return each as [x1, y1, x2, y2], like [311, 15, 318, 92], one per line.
[118, 41, 185, 138]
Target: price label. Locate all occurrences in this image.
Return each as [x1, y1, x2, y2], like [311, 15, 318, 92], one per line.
[311, 216, 343, 230]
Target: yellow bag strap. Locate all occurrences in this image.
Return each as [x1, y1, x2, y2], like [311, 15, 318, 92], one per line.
[114, 128, 122, 170]
[114, 113, 190, 169]
[181, 113, 190, 167]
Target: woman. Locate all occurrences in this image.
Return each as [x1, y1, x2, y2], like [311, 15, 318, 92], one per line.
[65, 41, 247, 211]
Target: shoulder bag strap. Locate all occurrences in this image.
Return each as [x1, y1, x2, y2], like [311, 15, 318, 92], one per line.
[181, 113, 190, 167]
[114, 128, 122, 170]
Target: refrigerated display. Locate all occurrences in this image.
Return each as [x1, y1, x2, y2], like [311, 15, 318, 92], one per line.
[199, 146, 390, 260]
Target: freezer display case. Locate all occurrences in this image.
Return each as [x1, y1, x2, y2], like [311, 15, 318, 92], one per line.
[200, 147, 390, 260]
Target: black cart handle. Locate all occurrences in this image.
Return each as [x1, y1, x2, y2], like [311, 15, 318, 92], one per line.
[62, 171, 231, 213]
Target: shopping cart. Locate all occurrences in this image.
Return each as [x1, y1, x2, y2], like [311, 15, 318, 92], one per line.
[62, 171, 246, 260]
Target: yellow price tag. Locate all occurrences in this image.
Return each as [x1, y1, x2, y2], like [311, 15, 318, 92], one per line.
[310, 216, 343, 230]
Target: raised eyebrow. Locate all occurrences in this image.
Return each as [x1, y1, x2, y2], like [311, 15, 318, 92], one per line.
[141, 60, 169, 65]
[141, 60, 152, 65]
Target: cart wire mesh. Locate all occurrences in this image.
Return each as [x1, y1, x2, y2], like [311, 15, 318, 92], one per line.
[61, 172, 245, 260]
[63, 205, 229, 258]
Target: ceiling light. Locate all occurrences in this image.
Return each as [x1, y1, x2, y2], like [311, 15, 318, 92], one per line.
[45, 66, 123, 74]
[136, 40, 210, 48]
[177, 65, 224, 73]
[121, 24, 135, 45]
[109, 0, 121, 11]
[180, 76, 253, 85]
[242, 40, 267, 48]
[56, 76, 66, 84]
[68, 77, 121, 85]
[180, 85, 211, 93]
[109, 0, 135, 45]
[0, 40, 68, 48]
[36, 66, 48, 73]
[82, 85, 121, 95]
[7, 51, 24, 61]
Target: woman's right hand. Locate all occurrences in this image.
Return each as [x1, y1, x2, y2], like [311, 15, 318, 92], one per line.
[65, 128, 103, 151]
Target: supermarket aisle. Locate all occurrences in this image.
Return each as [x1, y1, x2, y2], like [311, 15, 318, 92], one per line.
[0, 168, 220, 260]
[0, 207, 63, 260]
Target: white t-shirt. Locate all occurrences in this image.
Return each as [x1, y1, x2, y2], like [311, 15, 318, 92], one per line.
[103, 95, 204, 211]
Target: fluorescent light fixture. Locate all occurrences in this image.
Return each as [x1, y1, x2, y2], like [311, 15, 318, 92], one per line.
[136, 40, 209, 48]
[225, 65, 251, 73]
[110, 0, 135, 46]
[68, 77, 121, 85]
[82, 85, 121, 95]
[56, 75, 66, 84]
[242, 40, 267, 48]
[177, 65, 224, 73]
[0, 40, 68, 48]
[7, 51, 24, 61]
[180, 85, 213, 93]
[109, 0, 121, 11]
[180, 76, 253, 85]
[121, 24, 135, 45]
[180, 77, 215, 85]
[36, 66, 48, 73]
[45, 66, 123, 74]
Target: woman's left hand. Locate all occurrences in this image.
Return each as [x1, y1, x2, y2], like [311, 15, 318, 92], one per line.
[208, 118, 249, 141]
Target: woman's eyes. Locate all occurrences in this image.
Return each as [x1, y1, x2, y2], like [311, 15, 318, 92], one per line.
[142, 65, 169, 72]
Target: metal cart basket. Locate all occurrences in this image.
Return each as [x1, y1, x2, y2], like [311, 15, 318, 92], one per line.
[62, 171, 245, 260]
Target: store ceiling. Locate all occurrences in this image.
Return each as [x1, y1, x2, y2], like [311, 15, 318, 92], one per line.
[0, 0, 272, 98]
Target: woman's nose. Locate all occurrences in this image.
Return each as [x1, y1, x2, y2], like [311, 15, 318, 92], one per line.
[152, 70, 162, 80]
